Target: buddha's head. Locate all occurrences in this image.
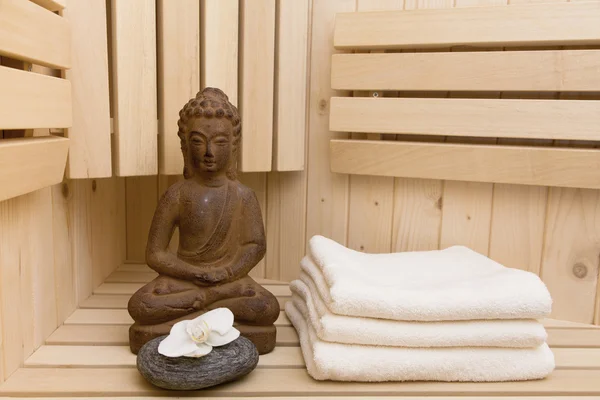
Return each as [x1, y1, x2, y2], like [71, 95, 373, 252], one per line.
[177, 88, 241, 180]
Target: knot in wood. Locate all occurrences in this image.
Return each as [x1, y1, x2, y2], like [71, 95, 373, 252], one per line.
[572, 263, 588, 279]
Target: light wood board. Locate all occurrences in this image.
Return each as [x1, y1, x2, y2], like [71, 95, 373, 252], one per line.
[0, 0, 70, 68]
[63, 0, 112, 178]
[0, 66, 71, 130]
[239, 0, 276, 172]
[329, 97, 600, 141]
[0, 137, 69, 202]
[110, 0, 158, 176]
[273, 0, 310, 171]
[201, 0, 239, 105]
[334, 2, 600, 50]
[157, 0, 200, 175]
[330, 139, 600, 190]
[332, 50, 600, 92]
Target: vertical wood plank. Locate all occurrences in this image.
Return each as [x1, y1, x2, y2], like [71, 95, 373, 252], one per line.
[63, 0, 112, 178]
[91, 178, 127, 287]
[111, 0, 158, 176]
[392, 178, 443, 252]
[273, 0, 309, 171]
[541, 187, 600, 323]
[278, 171, 308, 281]
[239, 0, 276, 172]
[125, 176, 158, 262]
[201, 0, 239, 105]
[0, 196, 26, 377]
[51, 181, 76, 325]
[239, 173, 268, 277]
[70, 180, 93, 304]
[157, 0, 200, 175]
[26, 188, 58, 351]
[305, 0, 353, 246]
[265, 172, 281, 280]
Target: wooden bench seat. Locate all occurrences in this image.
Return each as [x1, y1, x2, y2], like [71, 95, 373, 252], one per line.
[1, 266, 600, 398]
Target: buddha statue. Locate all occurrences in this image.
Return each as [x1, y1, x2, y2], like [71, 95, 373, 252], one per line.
[128, 88, 279, 355]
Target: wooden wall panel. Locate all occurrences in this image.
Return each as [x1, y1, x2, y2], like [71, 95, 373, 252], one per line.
[201, 0, 238, 104]
[157, 0, 200, 175]
[63, 0, 112, 178]
[111, 0, 158, 176]
[305, 0, 353, 246]
[239, 0, 276, 172]
[273, 0, 310, 171]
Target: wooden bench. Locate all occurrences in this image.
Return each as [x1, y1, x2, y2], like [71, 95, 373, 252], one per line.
[0, 264, 598, 397]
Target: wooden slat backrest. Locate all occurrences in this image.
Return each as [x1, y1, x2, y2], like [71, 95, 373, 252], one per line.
[0, 0, 72, 201]
[329, 1, 600, 189]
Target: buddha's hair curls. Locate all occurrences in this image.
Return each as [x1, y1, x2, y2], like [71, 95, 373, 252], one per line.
[177, 87, 241, 180]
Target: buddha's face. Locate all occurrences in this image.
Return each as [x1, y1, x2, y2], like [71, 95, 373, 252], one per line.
[186, 117, 233, 175]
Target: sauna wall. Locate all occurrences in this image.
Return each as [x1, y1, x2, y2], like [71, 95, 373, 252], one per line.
[0, 178, 125, 380]
[126, 0, 600, 327]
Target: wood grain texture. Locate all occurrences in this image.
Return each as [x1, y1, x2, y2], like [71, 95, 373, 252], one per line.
[273, 0, 310, 171]
[157, 0, 200, 175]
[201, 0, 238, 105]
[332, 50, 600, 92]
[305, 0, 353, 246]
[125, 176, 157, 262]
[239, 0, 276, 172]
[0, 136, 69, 202]
[63, 0, 112, 178]
[111, 0, 158, 176]
[0, 66, 71, 130]
[541, 187, 600, 323]
[330, 139, 600, 190]
[330, 97, 600, 141]
[334, 2, 600, 50]
[0, 0, 71, 68]
[2, 368, 600, 396]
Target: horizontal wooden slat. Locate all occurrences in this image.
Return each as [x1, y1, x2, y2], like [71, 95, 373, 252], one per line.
[0, 66, 72, 129]
[331, 50, 600, 92]
[334, 2, 600, 50]
[29, 0, 65, 11]
[81, 293, 290, 310]
[64, 309, 292, 327]
[25, 345, 304, 369]
[0, 136, 69, 202]
[46, 324, 299, 346]
[2, 368, 600, 396]
[94, 282, 291, 296]
[330, 97, 600, 141]
[330, 140, 600, 189]
[24, 345, 600, 371]
[0, 0, 71, 68]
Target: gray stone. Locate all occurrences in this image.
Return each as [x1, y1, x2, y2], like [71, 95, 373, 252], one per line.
[136, 335, 259, 390]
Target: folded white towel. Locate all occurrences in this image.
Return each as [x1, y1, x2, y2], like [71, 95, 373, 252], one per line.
[286, 301, 555, 382]
[291, 275, 548, 348]
[304, 235, 552, 321]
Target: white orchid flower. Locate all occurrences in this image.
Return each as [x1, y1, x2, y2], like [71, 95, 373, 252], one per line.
[158, 308, 240, 358]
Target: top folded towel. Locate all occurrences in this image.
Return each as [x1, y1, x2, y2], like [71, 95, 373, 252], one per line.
[305, 235, 552, 321]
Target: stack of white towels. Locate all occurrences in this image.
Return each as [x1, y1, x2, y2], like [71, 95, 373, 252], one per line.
[286, 235, 555, 382]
